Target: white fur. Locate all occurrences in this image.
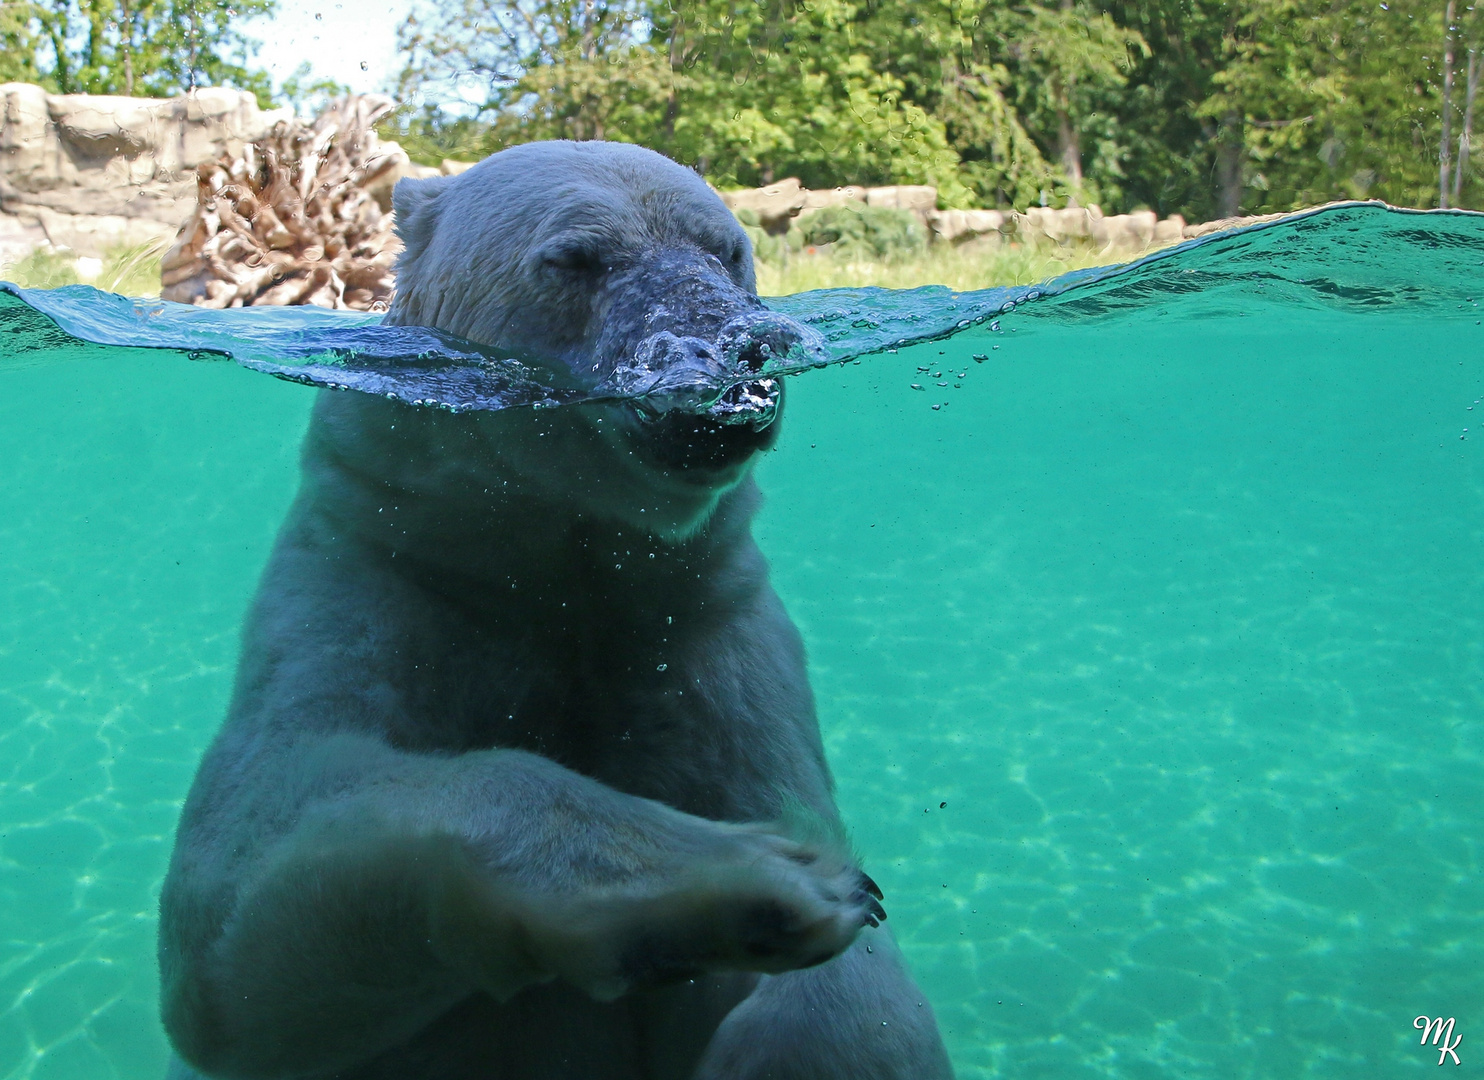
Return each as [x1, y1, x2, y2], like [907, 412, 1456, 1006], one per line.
[159, 141, 951, 1080]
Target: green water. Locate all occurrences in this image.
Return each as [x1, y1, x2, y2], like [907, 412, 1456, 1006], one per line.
[2, 238, 1483, 1076]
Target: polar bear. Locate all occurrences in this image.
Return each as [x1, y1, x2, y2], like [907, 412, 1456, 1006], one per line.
[158, 140, 953, 1080]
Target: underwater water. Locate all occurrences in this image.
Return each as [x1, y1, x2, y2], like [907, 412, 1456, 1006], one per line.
[0, 203, 1481, 1078]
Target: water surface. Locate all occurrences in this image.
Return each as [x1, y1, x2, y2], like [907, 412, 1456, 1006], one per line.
[1, 203, 1481, 1079]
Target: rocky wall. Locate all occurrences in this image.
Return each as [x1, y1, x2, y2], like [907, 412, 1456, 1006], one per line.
[717, 176, 1267, 258]
[0, 84, 307, 262]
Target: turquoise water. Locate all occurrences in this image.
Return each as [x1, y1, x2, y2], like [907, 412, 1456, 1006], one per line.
[1, 204, 1481, 1078]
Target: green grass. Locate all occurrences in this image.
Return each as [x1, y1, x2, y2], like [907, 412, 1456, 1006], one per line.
[752, 238, 1139, 295]
[1, 240, 167, 296]
[0, 233, 1149, 302]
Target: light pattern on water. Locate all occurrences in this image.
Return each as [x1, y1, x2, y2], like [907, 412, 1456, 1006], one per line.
[1, 204, 1481, 1079]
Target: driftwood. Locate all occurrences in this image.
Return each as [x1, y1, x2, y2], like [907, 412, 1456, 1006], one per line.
[160, 95, 402, 310]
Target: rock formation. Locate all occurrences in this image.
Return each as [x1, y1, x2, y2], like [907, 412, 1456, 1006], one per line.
[717, 177, 1260, 259]
[0, 84, 300, 265]
[719, 178, 937, 235]
[0, 78, 1289, 298]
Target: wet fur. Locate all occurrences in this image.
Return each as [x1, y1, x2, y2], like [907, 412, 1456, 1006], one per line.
[159, 141, 952, 1080]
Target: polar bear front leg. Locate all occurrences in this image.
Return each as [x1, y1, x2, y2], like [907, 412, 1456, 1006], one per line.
[439, 820, 887, 1004]
[162, 743, 882, 1079]
[693, 927, 955, 1080]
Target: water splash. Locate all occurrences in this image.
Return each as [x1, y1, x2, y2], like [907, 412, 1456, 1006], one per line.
[3, 202, 1481, 413]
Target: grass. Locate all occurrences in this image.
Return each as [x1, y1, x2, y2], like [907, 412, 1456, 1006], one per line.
[751, 237, 1142, 295]
[1, 239, 168, 296]
[0, 234, 1149, 302]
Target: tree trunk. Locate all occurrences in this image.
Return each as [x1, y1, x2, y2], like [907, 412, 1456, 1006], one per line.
[1056, 105, 1083, 188]
[186, 1, 201, 90]
[86, 3, 103, 76]
[1441, 0, 1457, 208]
[663, 18, 684, 154]
[1215, 108, 1244, 217]
[47, 25, 72, 94]
[1454, 47, 1480, 202]
[1054, 0, 1083, 191]
[121, 0, 135, 96]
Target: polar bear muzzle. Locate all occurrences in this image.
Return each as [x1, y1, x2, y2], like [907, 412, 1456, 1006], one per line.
[592, 247, 814, 427]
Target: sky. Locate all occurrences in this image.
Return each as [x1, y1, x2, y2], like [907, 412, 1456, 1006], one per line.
[244, 0, 416, 100]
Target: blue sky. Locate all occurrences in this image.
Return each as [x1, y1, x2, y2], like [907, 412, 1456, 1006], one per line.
[244, 0, 416, 99]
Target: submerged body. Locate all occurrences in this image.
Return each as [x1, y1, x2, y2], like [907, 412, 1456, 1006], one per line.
[159, 141, 952, 1079]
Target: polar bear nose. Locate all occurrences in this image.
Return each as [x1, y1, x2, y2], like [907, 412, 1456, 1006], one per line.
[715, 311, 814, 375]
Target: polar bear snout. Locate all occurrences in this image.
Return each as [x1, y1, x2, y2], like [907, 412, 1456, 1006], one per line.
[713, 309, 813, 375]
[593, 248, 814, 410]
[595, 246, 763, 371]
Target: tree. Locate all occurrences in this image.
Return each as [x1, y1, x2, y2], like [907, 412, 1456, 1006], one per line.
[394, 0, 659, 135]
[848, 0, 1059, 213]
[391, 0, 1484, 213]
[1202, 0, 1462, 212]
[396, 0, 976, 202]
[0, 1, 45, 83]
[19, 0, 276, 103]
[1444, 0, 1482, 204]
[1099, 0, 1241, 218]
[278, 61, 351, 119]
[1007, 0, 1149, 206]
[662, 0, 972, 197]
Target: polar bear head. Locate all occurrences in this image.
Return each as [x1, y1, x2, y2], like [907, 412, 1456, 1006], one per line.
[380, 140, 809, 539]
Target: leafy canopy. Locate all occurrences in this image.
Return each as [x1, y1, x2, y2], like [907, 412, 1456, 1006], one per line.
[388, 0, 1483, 215]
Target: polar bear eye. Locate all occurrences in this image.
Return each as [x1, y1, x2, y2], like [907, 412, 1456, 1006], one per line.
[540, 240, 604, 276]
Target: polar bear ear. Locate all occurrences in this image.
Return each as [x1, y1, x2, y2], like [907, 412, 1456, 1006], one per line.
[392, 174, 454, 256]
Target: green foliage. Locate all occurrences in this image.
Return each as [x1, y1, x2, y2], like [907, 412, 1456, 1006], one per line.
[395, 0, 978, 202]
[12, 0, 276, 104]
[788, 205, 929, 261]
[0, 1, 45, 83]
[1205, 0, 1483, 211]
[278, 62, 350, 119]
[1, 0, 1476, 227]
[394, 0, 1484, 216]
[378, 102, 493, 168]
[2, 245, 81, 289]
[95, 237, 167, 296]
[1007, 1, 1150, 206]
[1, 240, 164, 295]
